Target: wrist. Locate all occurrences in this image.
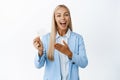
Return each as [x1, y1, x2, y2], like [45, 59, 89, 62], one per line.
[38, 50, 43, 56]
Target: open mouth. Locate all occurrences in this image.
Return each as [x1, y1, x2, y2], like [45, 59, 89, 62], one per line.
[60, 22, 66, 27]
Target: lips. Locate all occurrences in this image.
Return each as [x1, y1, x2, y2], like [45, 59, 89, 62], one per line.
[60, 22, 66, 27]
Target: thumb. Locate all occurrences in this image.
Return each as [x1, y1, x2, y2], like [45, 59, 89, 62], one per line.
[63, 40, 68, 47]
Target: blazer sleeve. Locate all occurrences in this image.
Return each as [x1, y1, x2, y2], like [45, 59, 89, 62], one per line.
[70, 35, 88, 68]
[34, 36, 47, 68]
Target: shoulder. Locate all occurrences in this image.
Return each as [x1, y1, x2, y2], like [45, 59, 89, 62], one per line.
[70, 31, 83, 39]
[41, 33, 50, 42]
[70, 32, 85, 45]
[42, 33, 50, 39]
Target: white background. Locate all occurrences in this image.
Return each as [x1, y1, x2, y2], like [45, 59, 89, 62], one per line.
[0, 0, 120, 80]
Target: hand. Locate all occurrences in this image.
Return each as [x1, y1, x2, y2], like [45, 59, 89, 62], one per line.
[33, 36, 43, 56]
[54, 40, 72, 58]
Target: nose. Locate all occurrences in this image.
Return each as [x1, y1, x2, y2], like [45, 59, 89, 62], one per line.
[61, 15, 65, 20]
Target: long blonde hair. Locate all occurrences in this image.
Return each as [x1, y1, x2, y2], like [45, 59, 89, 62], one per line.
[48, 4, 73, 61]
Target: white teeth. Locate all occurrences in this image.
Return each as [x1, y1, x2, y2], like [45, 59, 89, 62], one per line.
[60, 21, 66, 26]
[60, 22, 66, 24]
[60, 23, 66, 24]
[60, 23, 66, 27]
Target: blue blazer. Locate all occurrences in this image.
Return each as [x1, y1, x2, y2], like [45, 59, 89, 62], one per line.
[34, 32, 88, 80]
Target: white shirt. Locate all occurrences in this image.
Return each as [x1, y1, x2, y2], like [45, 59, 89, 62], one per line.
[56, 29, 71, 80]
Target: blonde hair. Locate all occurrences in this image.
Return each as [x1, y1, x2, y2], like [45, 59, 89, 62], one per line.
[47, 4, 73, 61]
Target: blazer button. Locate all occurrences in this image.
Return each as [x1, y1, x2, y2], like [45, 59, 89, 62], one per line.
[72, 62, 75, 64]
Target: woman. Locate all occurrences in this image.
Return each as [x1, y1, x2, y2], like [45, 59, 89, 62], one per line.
[33, 4, 88, 80]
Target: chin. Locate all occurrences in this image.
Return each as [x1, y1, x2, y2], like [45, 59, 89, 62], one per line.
[61, 27, 68, 31]
[60, 25, 67, 29]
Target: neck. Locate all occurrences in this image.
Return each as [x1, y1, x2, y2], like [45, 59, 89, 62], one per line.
[58, 29, 68, 36]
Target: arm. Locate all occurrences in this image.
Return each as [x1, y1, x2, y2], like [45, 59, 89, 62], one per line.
[34, 36, 47, 68]
[54, 34, 88, 68]
[34, 51, 46, 68]
[70, 36, 88, 68]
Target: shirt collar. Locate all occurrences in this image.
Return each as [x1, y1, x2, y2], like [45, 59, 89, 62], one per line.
[56, 29, 71, 39]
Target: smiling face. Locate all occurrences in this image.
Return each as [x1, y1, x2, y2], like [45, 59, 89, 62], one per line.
[55, 7, 70, 33]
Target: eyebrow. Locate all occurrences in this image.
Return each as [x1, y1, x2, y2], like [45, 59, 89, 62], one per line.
[56, 12, 69, 14]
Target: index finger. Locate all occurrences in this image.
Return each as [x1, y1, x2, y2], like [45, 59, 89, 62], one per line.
[33, 37, 40, 42]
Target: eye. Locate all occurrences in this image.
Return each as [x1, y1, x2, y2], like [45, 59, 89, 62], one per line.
[56, 14, 61, 17]
[64, 13, 69, 16]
